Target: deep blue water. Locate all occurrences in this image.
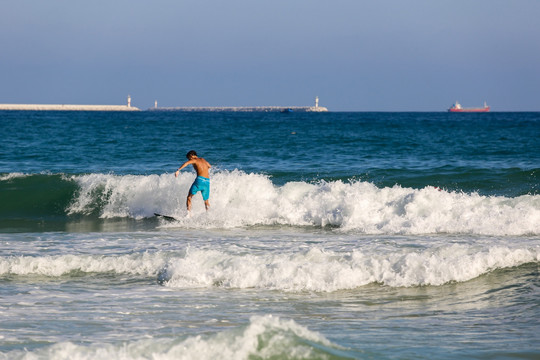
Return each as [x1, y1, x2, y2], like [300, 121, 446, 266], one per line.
[2, 111, 539, 191]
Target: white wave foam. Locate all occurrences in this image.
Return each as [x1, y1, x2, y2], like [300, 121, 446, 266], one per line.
[2, 244, 537, 289]
[3, 315, 336, 360]
[0, 252, 167, 277]
[0, 172, 28, 181]
[67, 171, 540, 235]
[161, 244, 538, 290]
[68, 173, 183, 218]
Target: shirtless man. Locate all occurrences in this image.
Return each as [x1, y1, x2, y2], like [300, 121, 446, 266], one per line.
[175, 150, 211, 211]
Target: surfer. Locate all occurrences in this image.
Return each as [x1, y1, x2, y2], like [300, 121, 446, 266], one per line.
[175, 150, 211, 211]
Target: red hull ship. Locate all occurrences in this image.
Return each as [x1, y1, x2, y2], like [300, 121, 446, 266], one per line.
[448, 101, 490, 113]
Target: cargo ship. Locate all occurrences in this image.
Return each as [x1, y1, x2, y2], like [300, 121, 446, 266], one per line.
[448, 101, 490, 112]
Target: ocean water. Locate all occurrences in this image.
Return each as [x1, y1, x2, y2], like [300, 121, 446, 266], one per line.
[0, 110, 539, 359]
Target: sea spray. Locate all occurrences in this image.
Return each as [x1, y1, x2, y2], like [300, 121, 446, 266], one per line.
[68, 173, 183, 218]
[66, 171, 540, 236]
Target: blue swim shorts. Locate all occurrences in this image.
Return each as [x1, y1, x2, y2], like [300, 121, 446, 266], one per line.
[189, 176, 210, 201]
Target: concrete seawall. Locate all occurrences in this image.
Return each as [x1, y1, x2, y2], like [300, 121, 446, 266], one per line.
[0, 104, 140, 111]
[149, 106, 328, 112]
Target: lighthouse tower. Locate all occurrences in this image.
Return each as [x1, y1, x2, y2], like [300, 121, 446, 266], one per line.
[127, 95, 131, 108]
[315, 96, 319, 109]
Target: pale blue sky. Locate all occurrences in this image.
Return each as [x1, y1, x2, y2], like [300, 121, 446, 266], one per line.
[1, 0, 539, 111]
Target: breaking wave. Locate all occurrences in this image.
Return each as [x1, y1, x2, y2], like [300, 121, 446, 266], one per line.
[0, 315, 354, 360]
[2, 171, 539, 235]
[2, 244, 538, 290]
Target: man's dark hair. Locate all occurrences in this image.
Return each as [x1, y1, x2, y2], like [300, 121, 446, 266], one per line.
[186, 150, 197, 159]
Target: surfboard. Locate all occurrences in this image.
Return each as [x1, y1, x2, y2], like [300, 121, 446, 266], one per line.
[154, 213, 178, 221]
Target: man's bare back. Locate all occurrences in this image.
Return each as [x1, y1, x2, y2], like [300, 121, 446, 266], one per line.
[189, 157, 211, 178]
[175, 150, 211, 211]
[175, 155, 211, 178]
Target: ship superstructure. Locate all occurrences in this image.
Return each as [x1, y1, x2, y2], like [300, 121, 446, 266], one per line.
[448, 101, 490, 112]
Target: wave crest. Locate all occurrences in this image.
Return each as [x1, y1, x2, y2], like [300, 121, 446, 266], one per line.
[2, 315, 346, 360]
[66, 171, 540, 236]
[159, 245, 539, 290]
[0, 252, 166, 277]
[2, 244, 538, 290]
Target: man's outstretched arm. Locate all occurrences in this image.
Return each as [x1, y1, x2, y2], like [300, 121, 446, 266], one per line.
[175, 160, 194, 177]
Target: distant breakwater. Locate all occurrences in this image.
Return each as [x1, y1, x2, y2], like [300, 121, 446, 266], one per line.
[149, 106, 328, 112]
[0, 104, 329, 112]
[0, 104, 140, 111]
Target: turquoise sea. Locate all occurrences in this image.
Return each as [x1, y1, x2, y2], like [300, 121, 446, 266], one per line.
[1, 110, 539, 359]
